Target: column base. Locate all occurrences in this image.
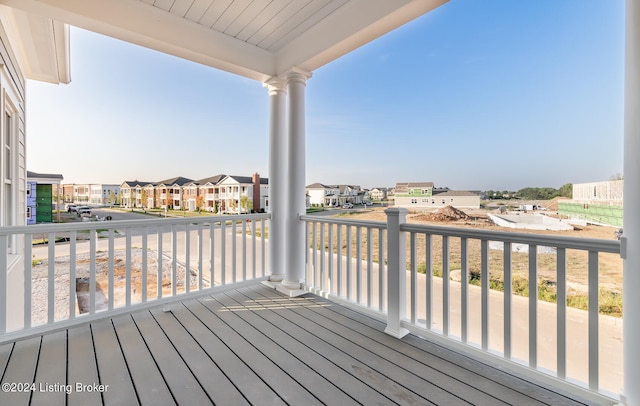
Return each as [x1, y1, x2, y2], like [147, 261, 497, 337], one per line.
[268, 274, 284, 282]
[261, 280, 308, 297]
[384, 326, 410, 339]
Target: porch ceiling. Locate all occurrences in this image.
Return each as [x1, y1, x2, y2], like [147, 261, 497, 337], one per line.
[0, 0, 447, 82]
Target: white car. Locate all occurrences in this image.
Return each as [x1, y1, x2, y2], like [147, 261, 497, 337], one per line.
[77, 206, 91, 217]
[342, 203, 354, 209]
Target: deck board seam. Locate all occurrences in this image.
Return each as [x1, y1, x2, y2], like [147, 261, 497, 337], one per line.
[107, 318, 142, 406]
[219, 290, 370, 406]
[183, 298, 289, 404]
[87, 325, 106, 406]
[164, 302, 253, 405]
[297, 294, 524, 405]
[311, 295, 584, 406]
[241, 286, 448, 405]
[0, 342, 15, 382]
[27, 336, 43, 405]
[129, 312, 179, 405]
[252, 287, 480, 405]
[230, 291, 410, 404]
[146, 309, 216, 405]
[289, 289, 589, 406]
[197, 295, 325, 405]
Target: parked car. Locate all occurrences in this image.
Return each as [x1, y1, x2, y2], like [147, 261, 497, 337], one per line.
[342, 203, 354, 209]
[77, 206, 91, 217]
[67, 204, 77, 213]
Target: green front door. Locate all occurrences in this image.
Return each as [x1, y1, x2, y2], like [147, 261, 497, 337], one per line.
[36, 184, 53, 223]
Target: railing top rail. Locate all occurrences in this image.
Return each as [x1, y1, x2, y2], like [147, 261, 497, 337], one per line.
[400, 223, 620, 253]
[300, 214, 386, 229]
[0, 212, 271, 235]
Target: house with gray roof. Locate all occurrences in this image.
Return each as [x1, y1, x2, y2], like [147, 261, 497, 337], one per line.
[393, 182, 480, 209]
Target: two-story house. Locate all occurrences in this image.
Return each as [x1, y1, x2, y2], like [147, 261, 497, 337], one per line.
[156, 176, 193, 210]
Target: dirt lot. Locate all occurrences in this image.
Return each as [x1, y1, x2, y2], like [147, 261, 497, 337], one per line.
[326, 206, 622, 297]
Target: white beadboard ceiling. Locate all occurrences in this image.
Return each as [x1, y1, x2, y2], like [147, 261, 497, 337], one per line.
[0, 0, 447, 82]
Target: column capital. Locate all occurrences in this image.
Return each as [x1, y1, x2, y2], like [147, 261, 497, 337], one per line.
[263, 77, 287, 96]
[285, 67, 312, 86]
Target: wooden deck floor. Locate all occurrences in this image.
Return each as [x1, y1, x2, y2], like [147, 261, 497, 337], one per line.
[0, 284, 596, 405]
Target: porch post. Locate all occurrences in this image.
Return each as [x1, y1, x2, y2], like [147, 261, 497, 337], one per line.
[265, 78, 287, 282]
[283, 69, 311, 290]
[623, 0, 640, 403]
[384, 208, 409, 338]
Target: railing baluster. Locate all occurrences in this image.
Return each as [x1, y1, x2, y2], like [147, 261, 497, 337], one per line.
[443, 235, 450, 336]
[320, 222, 326, 293]
[232, 220, 237, 283]
[142, 229, 148, 303]
[157, 228, 163, 300]
[210, 222, 215, 285]
[461, 237, 468, 343]
[410, 232, 417, 324]
[172, 224, 177, 296]
[356, 226, 362, 304]
[425, 234, 432, 330]
[367, 227, 373, 308]
[198, 223, 203, 290]
[557, 247, 567, 378]
[261, 218, 266, 277]
[241, 220, 246, 282]
[529, 244, 538, 368]
[126, 229, 132, 306]
[481, 239, 489, 350]
[379, 229, 385, 312]
[337, 224, 343, 296]
[109, 229, 115, 310]
[89, 231, 97, 315]
[251, 219, 256, 280]
[70, 231, 77, 315]
[328, 224, 334, 295]
[312, 222, 317, 288]
[186, 223, 191, 293]
[305, 220, 310, 283]
[48, 233, 55, 323]
[220, 220, 226, 286]
[504, 241, 512, 358]
[588, 250, 599, 390]
[346, 225, 352, 301]
[24, 234, 32, 328]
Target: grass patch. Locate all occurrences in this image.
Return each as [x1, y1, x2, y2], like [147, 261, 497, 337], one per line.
[414, 263, 622, 317]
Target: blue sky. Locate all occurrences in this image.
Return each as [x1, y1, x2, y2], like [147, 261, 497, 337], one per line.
[26, 0, 624, 191]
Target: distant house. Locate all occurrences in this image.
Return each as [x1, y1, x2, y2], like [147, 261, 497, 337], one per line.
[196, 174, 227, 212]
[393, 182, 480, 209]
[306, 183, 340, 207]
[306, 183, 367, 207]
[27, 171, 63, 224]
[157, 176, 193, 210]
[393, 182, 434, 207]
[218, 174, 268, 214]
[120, 180, 155, 208]
[89, 184, 120, 206]
[369, 187, 389, 201]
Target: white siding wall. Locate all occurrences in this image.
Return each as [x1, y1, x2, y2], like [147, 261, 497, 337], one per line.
[0, 17, 26, 330]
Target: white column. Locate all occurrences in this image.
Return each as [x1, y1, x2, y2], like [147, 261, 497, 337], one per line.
[623, 0, 640, 404]
[264, 78, 287, 282]
[283, 70, 311, 289]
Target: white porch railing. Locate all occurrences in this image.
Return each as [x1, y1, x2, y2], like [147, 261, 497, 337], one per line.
[301, 209, 622, 401]
[0, 213, 269, 342]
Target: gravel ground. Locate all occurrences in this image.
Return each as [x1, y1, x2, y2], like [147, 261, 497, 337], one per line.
[30, 249, 204, 326]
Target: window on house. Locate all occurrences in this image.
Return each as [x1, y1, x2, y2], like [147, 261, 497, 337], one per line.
[2, 103, 16, 250]
[442, 199, 446, 204]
